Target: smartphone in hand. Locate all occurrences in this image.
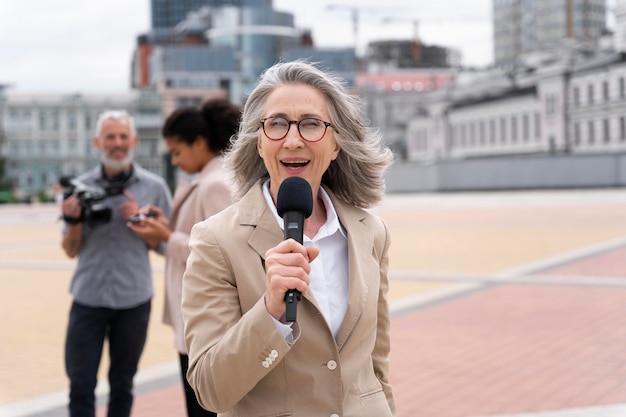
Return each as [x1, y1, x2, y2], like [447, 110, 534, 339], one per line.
[128, 211, 157, 224]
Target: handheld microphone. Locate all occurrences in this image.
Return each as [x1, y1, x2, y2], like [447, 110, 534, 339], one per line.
[276, 176, 313, 322]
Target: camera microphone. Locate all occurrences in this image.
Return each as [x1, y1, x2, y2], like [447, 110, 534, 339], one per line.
[59, 176, 74, 188]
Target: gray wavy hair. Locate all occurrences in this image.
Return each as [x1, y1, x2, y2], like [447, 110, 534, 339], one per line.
[95, 110, 136, 137]
[225, 60, 393, 208]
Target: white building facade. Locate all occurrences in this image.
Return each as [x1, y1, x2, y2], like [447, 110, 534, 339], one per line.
[406, 53, 626, 163]
[0, 90, 164, 198]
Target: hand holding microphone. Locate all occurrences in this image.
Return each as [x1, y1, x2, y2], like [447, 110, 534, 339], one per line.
[264, 177, 317, 322]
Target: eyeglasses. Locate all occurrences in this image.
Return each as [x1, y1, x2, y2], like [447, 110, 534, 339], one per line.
[260, 116, 333, 142]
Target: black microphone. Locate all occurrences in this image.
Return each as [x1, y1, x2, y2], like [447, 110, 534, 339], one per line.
[276, 176, 313, 322]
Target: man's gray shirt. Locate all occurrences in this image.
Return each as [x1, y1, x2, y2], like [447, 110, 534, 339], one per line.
[65, 163, 172, 309]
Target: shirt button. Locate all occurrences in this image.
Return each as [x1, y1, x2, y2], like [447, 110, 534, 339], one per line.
[326, 360, 337, 370]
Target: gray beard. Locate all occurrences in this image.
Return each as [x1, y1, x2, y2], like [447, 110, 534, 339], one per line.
[100, 149, 134, 172]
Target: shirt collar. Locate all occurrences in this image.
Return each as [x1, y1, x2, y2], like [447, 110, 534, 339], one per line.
[262, 180, 346, 242]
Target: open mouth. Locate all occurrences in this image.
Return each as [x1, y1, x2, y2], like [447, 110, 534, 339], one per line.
[281, 160, 309, 168]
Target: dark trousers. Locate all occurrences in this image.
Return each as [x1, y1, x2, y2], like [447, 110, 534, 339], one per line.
[65, 300, 151, 417]
[179, 353, 217, 417]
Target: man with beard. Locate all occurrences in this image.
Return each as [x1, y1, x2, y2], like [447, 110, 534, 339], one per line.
[60, 110, 172, 417]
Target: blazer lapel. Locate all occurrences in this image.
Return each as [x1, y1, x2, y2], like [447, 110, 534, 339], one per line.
[243, 183, 325, 314]
[239, 183, 373, 343]
[332, 197, 373, 351]
[241, 184, 284, 262]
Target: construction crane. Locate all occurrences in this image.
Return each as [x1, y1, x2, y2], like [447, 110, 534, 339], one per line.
[382, 17, 420, 44]
[381, 17, 422, 64]
[326, 4, 361, 51]
[326, 4, 403, 53]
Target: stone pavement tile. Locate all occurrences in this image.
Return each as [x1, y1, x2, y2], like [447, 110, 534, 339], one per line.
[0, 268, 72, 404]
[389, 284, 626, 417]
[373, 202, 626, 276]
[482, 403, 626, 417]
[96, 384, 186, 417]
[6, 193, 626, 416]
[536, 245, 626, 277]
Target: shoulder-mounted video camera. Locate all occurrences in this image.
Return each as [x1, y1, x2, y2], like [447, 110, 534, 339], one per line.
[60, 175, 127, 226]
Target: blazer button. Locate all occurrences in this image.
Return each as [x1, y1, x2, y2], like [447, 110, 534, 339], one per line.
[270, 349, 278, 359]
[330, 414, 340, 417]
[326, 360, 337, 370]
[262, 360, 270, 368]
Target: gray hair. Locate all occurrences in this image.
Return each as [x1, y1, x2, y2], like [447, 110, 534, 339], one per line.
[95, 110, 136, 137]
[225, 60, 393, 208]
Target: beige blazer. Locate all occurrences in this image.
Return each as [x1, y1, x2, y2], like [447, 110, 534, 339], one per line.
[182, 181, 396, 417]
[163, 156, 232, 353]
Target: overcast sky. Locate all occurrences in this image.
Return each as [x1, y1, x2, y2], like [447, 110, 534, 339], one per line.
[3, 0, 607, 94]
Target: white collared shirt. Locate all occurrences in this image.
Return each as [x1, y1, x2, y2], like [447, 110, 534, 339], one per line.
[262, 181, 349, 339]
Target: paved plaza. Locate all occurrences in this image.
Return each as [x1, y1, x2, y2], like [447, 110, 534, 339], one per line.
[2, 188, 626, 417]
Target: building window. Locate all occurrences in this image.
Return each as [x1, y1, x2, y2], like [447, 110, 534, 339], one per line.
[500, 117, 507, 143]
[460, 124, 466, 147]
[68, 139, 78, 155]
[588, 120, 595, 144]
[176, 96, 203, 108]
[522, 114, 529, 141]
[603, 119, 610, 143]
[23, 140, 32, 156]
[603, 81, 609, 102]
[68, 111, 77, 130]
[574, 122, 580, 146]
[149, 139, 158, 157]
[51, 111, 60, 131]
[620, 116, 626, 142]
[511, 116, 518, 142]
[479, 121, 486, 145]
[588, 84, 594, 105]
[535, 112, 541, 140]
[490, 119, 496, 144]
[85, 114, 93, 133]
[573, 86, 580, 107]
[50, 140, 60, 156]
[546, 94, 558, 116]
[449, 126, 456, 148]
[620, 77, 625, 99]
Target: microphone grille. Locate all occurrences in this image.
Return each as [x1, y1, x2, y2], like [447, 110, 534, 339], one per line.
[276, 177, 313, 218]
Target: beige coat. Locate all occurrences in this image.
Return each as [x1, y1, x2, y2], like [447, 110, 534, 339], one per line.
[182, 182, 396, 417]
[163, 156, 232, 353]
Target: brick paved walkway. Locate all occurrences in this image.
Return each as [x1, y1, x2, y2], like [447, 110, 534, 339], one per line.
[3, 189, 626, 417]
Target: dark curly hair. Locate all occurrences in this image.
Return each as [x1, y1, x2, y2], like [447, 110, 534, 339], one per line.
[162, 97, 241, 155]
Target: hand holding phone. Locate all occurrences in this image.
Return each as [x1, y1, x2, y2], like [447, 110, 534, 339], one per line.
[128, 211, 158, 224]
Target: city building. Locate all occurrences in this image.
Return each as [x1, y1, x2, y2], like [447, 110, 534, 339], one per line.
[134, 0, 305, 105]
[150, 0, 245, 29]
[405, 50, 626, 163]
[4, 1, 623, 198]
[358, 70, 455, 158]
[493, 0, 607, 69]
[366, 40, 461, 69]
[0, 90, 163, 199]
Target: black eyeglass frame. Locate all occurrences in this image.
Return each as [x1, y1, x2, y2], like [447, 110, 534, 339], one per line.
[260, 117, 333, 142]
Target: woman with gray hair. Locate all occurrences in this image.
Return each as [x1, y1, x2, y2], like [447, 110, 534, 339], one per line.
[182, 60, 397, 416]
